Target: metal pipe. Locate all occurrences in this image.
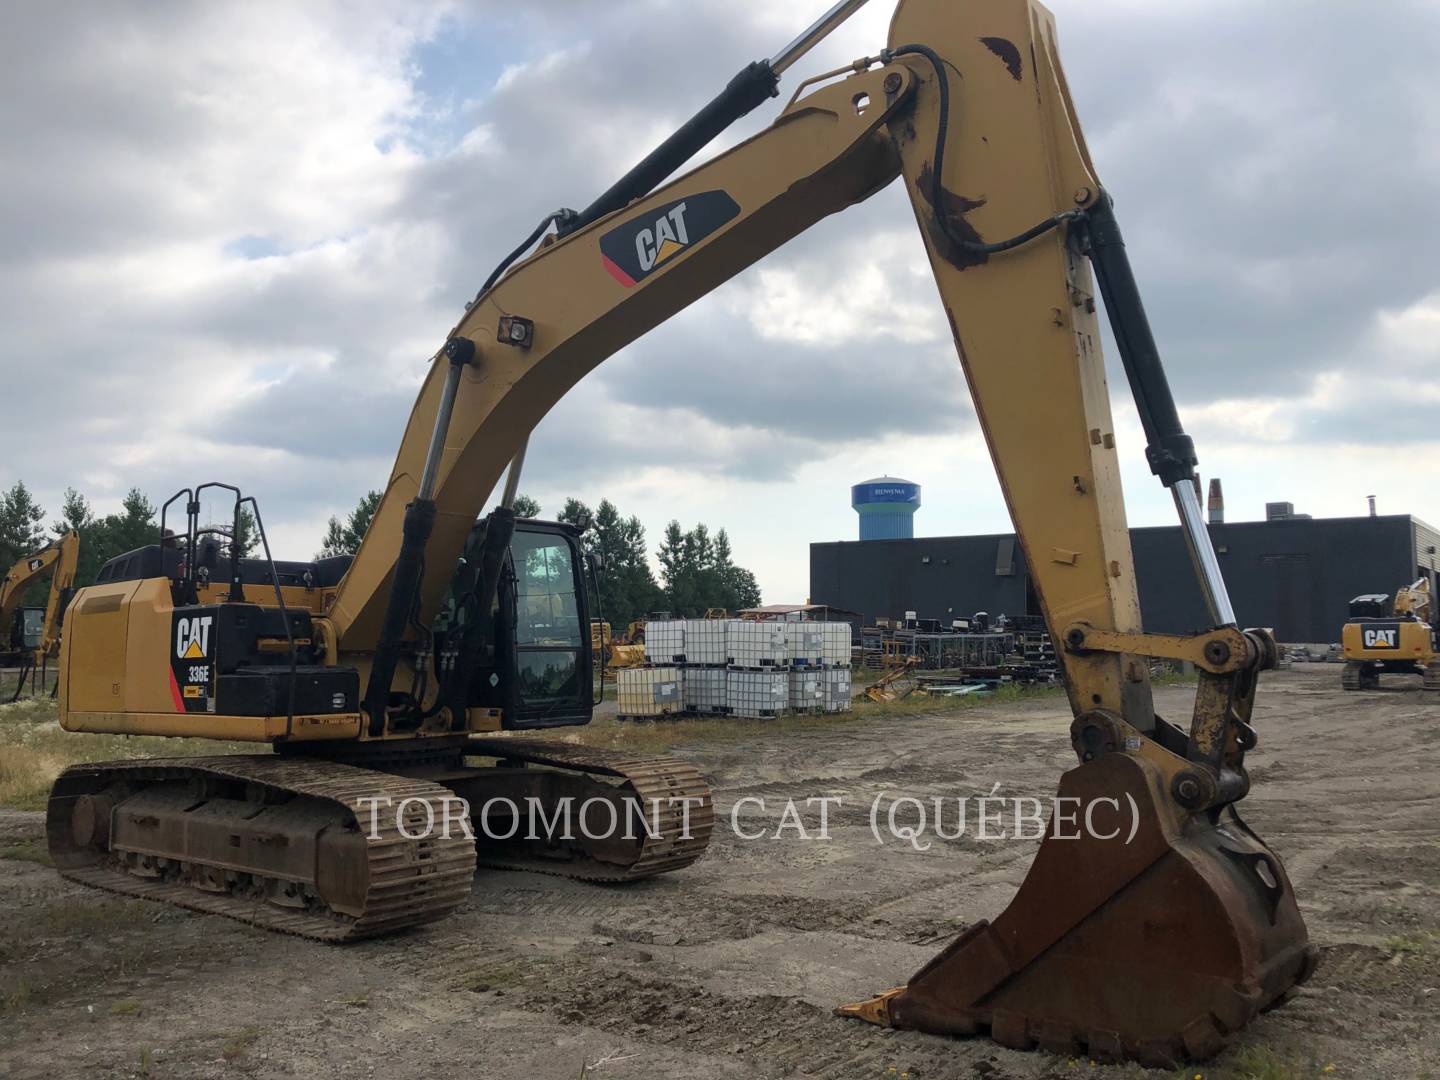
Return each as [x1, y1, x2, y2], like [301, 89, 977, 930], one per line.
[501, 437, 529, 511]
[769, 0, 873, 76]
[418, 355, 467, 501]
[1173, 479, 1237, 628]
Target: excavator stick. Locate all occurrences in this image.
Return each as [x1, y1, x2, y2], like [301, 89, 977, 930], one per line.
[839, 752, 1316, 1066]
[835, 0, 1317, 1062]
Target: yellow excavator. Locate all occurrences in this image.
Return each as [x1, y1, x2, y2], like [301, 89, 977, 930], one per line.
[591, 621, 646, 671]
[1, 530, 80, 673]
[46, 0, 1314, 1065]
[1340, 577, 1439, 690]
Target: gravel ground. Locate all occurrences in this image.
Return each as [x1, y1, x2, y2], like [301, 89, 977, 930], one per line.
[0, 665, 1435, 1079]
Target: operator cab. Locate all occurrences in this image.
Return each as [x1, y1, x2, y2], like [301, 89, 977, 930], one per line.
[435, 517, 594, 730]
[1347, 593, 1391, 621]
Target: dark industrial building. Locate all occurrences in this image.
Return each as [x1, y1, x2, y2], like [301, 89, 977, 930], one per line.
[810, 513, 1440, 644]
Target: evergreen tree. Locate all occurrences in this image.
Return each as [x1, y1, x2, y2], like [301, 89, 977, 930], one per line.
[228, 506, 260, 560]
[657, 519, 762, 616]
[556, 497, 592, 534]
[319, 490, 382, 558]
[53, 487, 101, 587]
[511, 494, 541, 519]
[0, 480, 47, 570]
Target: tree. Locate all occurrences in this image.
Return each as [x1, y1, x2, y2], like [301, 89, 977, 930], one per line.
[512, 494, 541, 519]
[319, 490, 382, 558]
[657, 519, 762, 616]
[0, 480, 47, 571]
[556, 497, 662, 630]
[556, 497, 592, 534]
[67, 488, 160, 588]
[53, 487, 102, 587]
[228, 506, 259, 560]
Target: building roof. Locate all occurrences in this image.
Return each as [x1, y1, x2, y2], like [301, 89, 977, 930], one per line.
[741, 603, 863, 618]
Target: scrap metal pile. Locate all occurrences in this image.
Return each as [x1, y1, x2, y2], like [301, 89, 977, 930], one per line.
[857, 613, 1059, 685]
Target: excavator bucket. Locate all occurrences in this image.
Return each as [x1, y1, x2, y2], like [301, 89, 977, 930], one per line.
[839, 752, 1317, 1067]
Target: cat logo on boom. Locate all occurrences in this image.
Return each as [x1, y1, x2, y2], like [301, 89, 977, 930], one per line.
[1363, 627, 1398, 648]
[599, 190, 740, 287]
[176, 615, 213, 660]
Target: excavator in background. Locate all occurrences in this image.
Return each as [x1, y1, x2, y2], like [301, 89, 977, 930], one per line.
[1, 530, 79, 677]
[46, 0, 1314, 1066]
[590, 621, 646, 672]
[1340, 577, 1439, 690]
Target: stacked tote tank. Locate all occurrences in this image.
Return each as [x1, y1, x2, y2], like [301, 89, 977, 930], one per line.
[615, 617, 852, 720]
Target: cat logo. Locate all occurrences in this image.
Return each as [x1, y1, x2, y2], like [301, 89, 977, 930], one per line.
[176, 615, 214, 660]
[599, 190, 740, 287]
[1363, 627, 1398, 648]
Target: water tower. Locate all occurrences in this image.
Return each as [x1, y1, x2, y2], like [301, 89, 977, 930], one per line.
[852, 476, 920, 540]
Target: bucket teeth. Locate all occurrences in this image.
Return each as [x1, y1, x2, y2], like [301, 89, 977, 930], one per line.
[834, 987, 903, 1027]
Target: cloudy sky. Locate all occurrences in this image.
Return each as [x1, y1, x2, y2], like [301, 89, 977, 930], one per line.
[3, 0, 1438, 602]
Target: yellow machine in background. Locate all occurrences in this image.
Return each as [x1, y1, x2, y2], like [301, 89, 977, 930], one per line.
[590, 620, 646, 671]
[1340, 577, 1438, 690]
[45, 0, 1316, 1064]
[1, 530, 79, 667]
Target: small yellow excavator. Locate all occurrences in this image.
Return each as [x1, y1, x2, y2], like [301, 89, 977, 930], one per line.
[590, 620, 646, 671]
[47, 0, 1313, 1065]
[1, 530, 80, 672]
[1340, 577, 1439, 690]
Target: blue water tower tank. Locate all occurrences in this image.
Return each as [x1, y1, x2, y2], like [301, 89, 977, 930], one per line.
[852, 476, 920, 540]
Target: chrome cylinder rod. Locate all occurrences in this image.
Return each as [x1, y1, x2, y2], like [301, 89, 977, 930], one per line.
[769, 0, 873, 76]
[1172, 479, 1237, 627]
[501, 437, 529, 511]
[418, 344, 470, 501]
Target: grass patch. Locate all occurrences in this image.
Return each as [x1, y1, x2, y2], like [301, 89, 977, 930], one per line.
[1, 978, 35, 1013]
[334, 989, 370, 1008]
[1383, 929, 1439, 955]
[549, 681, 1066, 756]
[222, 1025, 262, 1059]
[0, 697, 252, 811]
[1219, 1044, 1332, 1080]
[0, 840, 52, 866]
[110, 997, 142, 1016]
[41, 897, 147, 935]
[1153, 668, 1200, 687]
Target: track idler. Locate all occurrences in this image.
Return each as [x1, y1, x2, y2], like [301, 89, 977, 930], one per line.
[838, 752, 1316, 1067]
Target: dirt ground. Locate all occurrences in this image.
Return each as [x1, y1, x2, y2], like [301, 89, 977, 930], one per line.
[0, 665, 1435, 1080]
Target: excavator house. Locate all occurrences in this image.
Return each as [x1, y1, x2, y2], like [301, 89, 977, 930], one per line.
[46, 0, 1315, 1067]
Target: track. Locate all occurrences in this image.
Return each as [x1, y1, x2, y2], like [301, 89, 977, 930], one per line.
[44, 741, 713, 942]
[46, 756, 476, 942]
[464, 737, 714, 880]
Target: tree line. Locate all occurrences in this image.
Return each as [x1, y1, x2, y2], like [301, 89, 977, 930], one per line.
[2, 480, 763, 627]
[321, 493, 761, 629]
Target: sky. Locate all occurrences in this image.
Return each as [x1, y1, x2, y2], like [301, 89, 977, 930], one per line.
[2, 0, 1438, 603]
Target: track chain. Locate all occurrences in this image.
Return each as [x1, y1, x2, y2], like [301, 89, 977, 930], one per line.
[47, 756, 475, 942]
[465, 737, 713, 880]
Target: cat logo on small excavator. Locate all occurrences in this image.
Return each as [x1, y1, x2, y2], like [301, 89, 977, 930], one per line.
[176, 615, 213, 659]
